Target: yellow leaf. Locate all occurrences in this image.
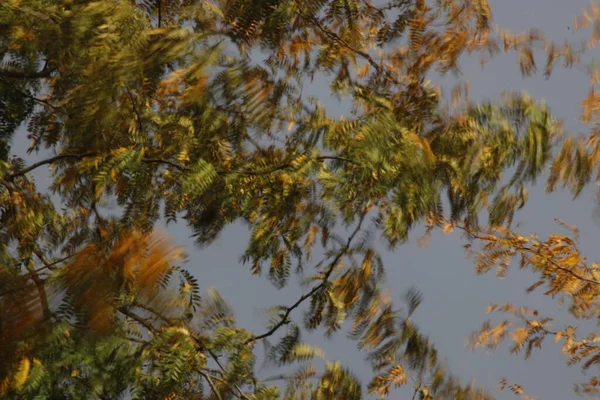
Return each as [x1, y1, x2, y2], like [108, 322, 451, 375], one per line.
[361, 254, 372, 280]
[111, 147, 128, 156]
[554, 331, 563, 342]
[291, 343, 325, 360]
[177, 148, 190, 162]
[511, 328, 528, 345]
[328, 289, 346, 309]
[442, 223, 454, 234]
[287, 120, 295, 131]
[528, 320, 541, 328]
[13, 358, 30, 390]
[356, 64, 370, 78]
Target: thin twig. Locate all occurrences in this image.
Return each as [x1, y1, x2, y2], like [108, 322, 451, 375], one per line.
[455, 223, 600, 286]
[199, 370, 224, 400]
[246, 213, 366, 344]
[118, 307, 155, 333]
[303, 13, 401, 86]
[126, 89, 144, 136]
[34, 249, 74, 272]
[6, 150, 359, 182]
[411, 384, 421, 400]
[8, 153, 97, 179]
[258, 373, 320, 383]
[132, 301, 174, 325]
[0, 80, 63, 112]
[205, 350, 251, 400]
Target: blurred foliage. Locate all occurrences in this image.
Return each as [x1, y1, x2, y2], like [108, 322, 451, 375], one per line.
[2, 0, 600, 398]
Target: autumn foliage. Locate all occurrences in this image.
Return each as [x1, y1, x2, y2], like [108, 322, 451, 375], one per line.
[3, 0, 600, 399]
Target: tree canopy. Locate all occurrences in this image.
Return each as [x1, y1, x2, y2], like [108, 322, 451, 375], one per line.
[2, 0, 600, 399]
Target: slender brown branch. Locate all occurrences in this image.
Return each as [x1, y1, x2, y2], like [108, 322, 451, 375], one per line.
[8, 153, 97, 179]
[515, 244, 600, 285]
[6, 150, 359, 182]
[199, 371, 224, 400]
[142, 158, 192, 172]
[411, 384, 421, 400]
[126, 89, 144, 136]
[132, 301, 174, 325]
[144, 154, 360, 176]
[520, 316, 597, 351]
[0, 80, 63, 112]
[258, 373, 321, 383]
[203, 350, 251, 400]
[246, 213, 366, 344]
[200, 369, 250, 400]
[456, 223, 600, 286]
[303, 13, 401, 86]
[118, 307, 156, 333]
[28, 95, 60, 111]
[34, 249, 74, 272]
[316, 155, 360, 165]
[126, 301, 248, 399]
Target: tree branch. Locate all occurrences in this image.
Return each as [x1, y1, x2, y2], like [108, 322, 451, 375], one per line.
[199, 371, 224, 400]
[7, 153, 97, 179]
[302, 12, 401, 86]
[257, 373, 320, 383]
[455, 223, 600, 286]
[118, 306, 156, 333]
[316, 155, 360, 165]
[124, 301, 248, 399]
[33, 249, 74, 272]
[6, 151, 359, 182]
[142, 158, 193, 172]
[131, 301, 174, 326]
[246, 213, 366, 344]
[203, 349, 251, 400]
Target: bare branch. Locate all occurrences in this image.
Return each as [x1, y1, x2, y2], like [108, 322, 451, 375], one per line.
[258, 373, 320, 383]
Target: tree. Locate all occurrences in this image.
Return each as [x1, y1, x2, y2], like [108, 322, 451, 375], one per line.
[1, 0, 599, 398]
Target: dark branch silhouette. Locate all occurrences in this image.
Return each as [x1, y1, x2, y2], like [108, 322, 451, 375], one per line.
[246, 214, 366, 344]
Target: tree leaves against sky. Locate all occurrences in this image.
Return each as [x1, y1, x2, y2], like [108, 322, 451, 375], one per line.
[2, 0, 600, 398]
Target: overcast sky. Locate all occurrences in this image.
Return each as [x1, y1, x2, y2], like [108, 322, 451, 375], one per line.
[11, 0, 600, 398]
